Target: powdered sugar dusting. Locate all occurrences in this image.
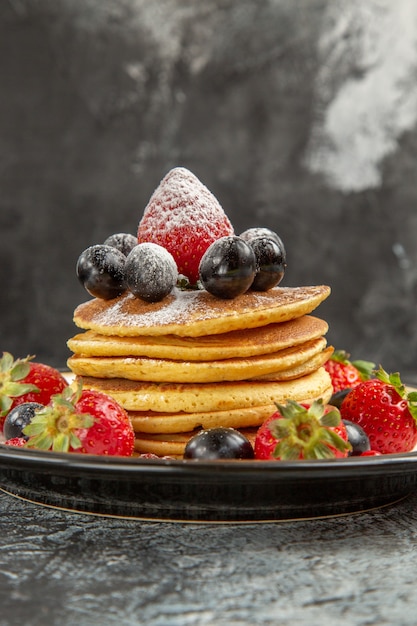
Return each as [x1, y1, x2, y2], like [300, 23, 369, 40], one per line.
[74, 285, 331, 337]
[93, 290, 209, 328]
[140, 167, 230, 230]
[125, 242, 178, 301]
[136, 167, 235, 283]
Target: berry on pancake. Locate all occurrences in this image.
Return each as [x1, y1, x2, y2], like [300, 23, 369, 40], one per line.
[137, 167, 234, 285]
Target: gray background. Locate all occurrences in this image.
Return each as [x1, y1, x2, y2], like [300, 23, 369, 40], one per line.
[1, 0, 417, 380]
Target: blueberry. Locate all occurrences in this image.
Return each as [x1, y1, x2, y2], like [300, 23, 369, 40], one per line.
[248, 236, 287, 291]
[199, 236, 256, 299]
[125, 242, 178, 302]
[103, 233, 138, 257]
[183, 427, 255, 460]
[4, 402, 44, 441]
[76, 244, 127, 300]
[330, 388, 352, 409]
[343, 419, 371, 456]
[239, 227, 284, 248]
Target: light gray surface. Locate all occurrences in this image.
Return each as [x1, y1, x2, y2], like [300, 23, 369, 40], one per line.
[1, 488, 417, 626]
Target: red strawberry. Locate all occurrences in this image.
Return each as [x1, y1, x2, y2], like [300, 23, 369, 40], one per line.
[340, 367, 417, 454]
[0, 352, 68, 431]
[360, 450, 381, 456]
[23, 382, 135, 456]
[137, 167, 234, 285]
[324, 350, 375, 394]
[254, 399, 351, 460]
[3, 437, 26, 447]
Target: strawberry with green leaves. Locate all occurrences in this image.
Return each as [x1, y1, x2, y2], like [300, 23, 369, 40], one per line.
[340, 367, 417, 454]
[0, 352, 68, 431]
[254, 399, 351, 460]
[324, 350, 375, 394]
[23, 382, 135, 456]
[137, 167, 234, 285]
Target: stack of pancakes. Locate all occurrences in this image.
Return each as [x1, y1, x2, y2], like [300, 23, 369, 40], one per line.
[67, 284, 333, 458]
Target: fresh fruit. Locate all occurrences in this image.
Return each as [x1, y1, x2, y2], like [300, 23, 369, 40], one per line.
[23, 383, 135, 456]
[103, 233, 138, 257]
[254, 399, 351, 460]
[340, 368, 417, 454]
[139, 453, 175, 460]
[199, 236, 256, 299]
[239, 227, 284, 247]
[76, 244, 127, 300]
[0, 353, 68, 430]
[184, 427, 254, 460]
[248, 236, 287, 291]
[325, 350, 375, 394]
[125, 242, 178, 302]
[329, 388, 352, 409]
[342, 419, 371, 456]
[3, 437, 26, 447]
[360, 450, 381, 456]
[137, 167, 234, 285]
[3, 402, 44, 441]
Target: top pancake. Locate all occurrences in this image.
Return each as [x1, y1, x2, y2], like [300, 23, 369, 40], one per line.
[73, 285, 331, 337]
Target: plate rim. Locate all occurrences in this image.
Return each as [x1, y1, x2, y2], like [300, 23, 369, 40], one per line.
[2, 442, 417, 479]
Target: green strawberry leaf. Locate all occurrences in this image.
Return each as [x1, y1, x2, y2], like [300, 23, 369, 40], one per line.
[331, 350, 351, 364]
[0, 395, 12, 417]
[320, 409, 341, 428]
[270, 399, 350, 459]
[351, 359, 375, 380]
[0, 352, 14, 373]
[4, 382, 39, 398]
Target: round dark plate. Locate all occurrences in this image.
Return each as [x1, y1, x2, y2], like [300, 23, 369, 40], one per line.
[1, 444, 417, 521]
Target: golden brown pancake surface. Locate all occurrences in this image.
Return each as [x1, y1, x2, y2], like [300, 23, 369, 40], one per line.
[67, 315, 328, 361]
[79, 367, 332, 413]
[73, 285, 331, 337]
[67, 337, 328, 383]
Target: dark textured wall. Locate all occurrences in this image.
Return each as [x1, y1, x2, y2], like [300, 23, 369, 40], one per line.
[1, 0, 417, 379]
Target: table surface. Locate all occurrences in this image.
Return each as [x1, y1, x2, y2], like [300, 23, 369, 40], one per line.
[1, 489, 417, 626]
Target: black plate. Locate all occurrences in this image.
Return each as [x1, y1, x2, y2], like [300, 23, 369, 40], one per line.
[1, 444, 417, 521]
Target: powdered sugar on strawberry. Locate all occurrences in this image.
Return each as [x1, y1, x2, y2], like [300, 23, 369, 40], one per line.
[137, 167, 234, 284]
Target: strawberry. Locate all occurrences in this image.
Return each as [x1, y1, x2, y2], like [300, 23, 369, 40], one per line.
[3, 437, 26, 447]
[340, 367, 417, 454]
[254, 399, 351, 460]
[23, 382, 135, 456]
[0, 352, 68, 431]
[137, 167, 234, 285]
[324, 350, 375, 394]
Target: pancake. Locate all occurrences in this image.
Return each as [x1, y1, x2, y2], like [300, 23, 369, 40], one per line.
[129, 378, 332, 434]
[134, 430, 205, 459]
[73, 285, 331, 337]
[67, 315, 328, 361]
[129, 405, 278, 434]
[67, 337, 328, 383]
[79, 366, 332, 413]
[134, 428, 260, 459]
[250, 346, 333, 381]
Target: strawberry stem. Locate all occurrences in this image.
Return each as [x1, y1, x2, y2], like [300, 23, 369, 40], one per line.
[270, 399, 351, 460]
[0, 352, 40, 417]
[374, 366, 417, 424]
[23, 382, 94, 452]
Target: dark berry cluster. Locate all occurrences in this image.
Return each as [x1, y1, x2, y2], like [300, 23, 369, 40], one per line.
[199, 227, 287, 299]
[76, 227, 287, 302]
[76, 233, 178, 303]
